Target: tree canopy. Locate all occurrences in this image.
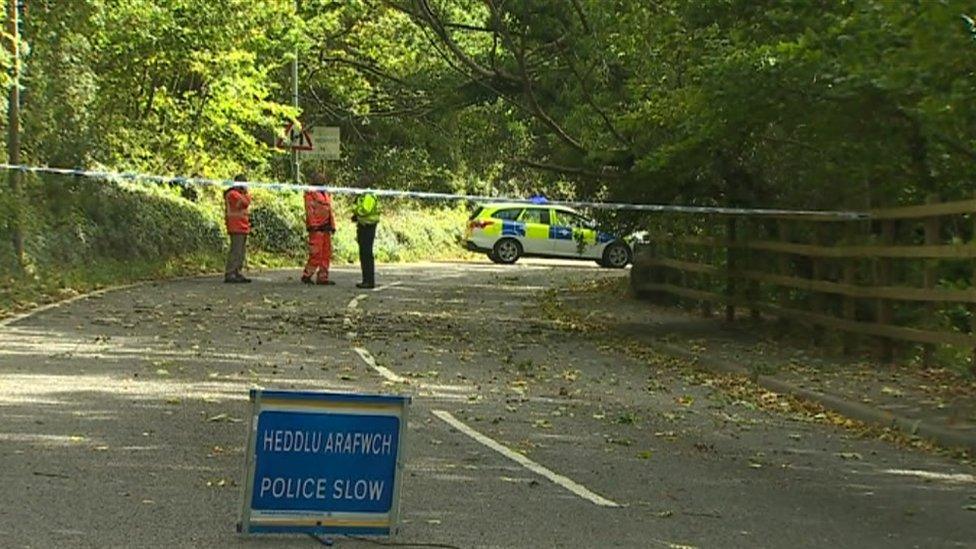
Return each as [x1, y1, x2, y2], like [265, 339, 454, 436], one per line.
[5, 0, 976, 209]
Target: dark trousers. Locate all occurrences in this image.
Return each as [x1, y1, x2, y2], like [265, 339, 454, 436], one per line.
[225, 233, 247, 277]
[356, 223, 377, 285]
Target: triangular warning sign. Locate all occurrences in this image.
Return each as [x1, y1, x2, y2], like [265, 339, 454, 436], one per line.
[275, 122, 314, 151]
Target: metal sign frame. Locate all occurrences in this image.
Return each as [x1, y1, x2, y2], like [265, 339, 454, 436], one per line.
[303, 126, 341, 160]
[275, 122, 314, 151]
[237, 389, 410, 537]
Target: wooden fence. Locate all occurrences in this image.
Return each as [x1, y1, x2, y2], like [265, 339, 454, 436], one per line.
[629, 196, 976, 373]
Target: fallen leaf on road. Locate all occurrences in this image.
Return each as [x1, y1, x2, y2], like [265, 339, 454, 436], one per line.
[836, 452, 863, 460]
[881, 386, 904, 397]
[206, 414, 242, 423]
[606, 436, 633, 446]
[637, 451, 654, 460]
[33, 471, 70, 479]
[616, 412, 638, 425]
[165, 397, 181, 405]
[155, 369, 170, 376]
[533, 419, 553, 429]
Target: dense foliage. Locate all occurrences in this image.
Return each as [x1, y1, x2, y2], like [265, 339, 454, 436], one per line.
[1, 1, 975, 285]
[0, 1, 971, 207]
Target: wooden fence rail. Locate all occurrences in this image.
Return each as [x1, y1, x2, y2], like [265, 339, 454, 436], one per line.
[630, 197, 976, 373]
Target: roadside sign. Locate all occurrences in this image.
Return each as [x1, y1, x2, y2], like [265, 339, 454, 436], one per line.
[275, 122, 313, 151]
[238, 390, 410, 537]
[303, 126, 341, 160]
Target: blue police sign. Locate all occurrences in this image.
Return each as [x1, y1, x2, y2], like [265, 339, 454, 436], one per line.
[238, 390, 410, 537]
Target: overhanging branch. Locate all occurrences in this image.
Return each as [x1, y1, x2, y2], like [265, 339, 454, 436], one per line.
[515, 158, 623, 180]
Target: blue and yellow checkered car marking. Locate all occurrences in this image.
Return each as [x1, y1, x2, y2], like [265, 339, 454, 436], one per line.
[549, 225, 572, 240]
[501, 220, 525, 237]
[525, 224, 548, 239]
[576, 228, 597, 245]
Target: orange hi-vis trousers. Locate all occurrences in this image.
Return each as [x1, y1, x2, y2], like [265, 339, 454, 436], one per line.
[303, 231, 333, 282]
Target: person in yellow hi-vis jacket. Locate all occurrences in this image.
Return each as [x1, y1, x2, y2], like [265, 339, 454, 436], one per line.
[352, 174, 380, 289]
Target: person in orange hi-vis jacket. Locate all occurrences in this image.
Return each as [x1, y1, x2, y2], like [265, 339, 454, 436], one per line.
[223, 174, 252, 284]
[301, 171, 337, 285]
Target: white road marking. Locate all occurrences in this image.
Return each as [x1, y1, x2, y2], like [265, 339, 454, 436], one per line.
[347, 294, 367, 311]
[354, 347, 407, 384]
[374, 281, 403, 292]
[431, 409, 620, 508]
[343, 282, 403, 339]
[884, 469, 976, 484]
[344, 295, 368, 338]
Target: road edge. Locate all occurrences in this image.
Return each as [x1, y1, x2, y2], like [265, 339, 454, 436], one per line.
[0, 281, 147, 328]
[652, 340, 976, 454]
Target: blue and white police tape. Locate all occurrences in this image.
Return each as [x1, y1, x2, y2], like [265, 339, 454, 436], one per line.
[0, 163, 869, 220]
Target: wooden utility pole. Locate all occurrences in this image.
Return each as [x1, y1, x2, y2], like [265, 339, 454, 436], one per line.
[6, 0, 23, 268]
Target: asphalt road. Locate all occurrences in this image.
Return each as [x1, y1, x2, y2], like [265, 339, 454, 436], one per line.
[0, 261, 974, 548]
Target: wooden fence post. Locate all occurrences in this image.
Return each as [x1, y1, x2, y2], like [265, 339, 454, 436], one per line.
[677, 217, 689, 308]
[971, 194, 976, 376]
[811, 224, 828, 344]
[701, 216, 713, 318]
[842, 222, 858, 354]
[646, 224, 667, 304]
[776, 220, 792, 331]
[725, 217, 737, 322]
[748, 219, 761, 320]
[876, 220, 896, 363]
[922, 194, 940, 368]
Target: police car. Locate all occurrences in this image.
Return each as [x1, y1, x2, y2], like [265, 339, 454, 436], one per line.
[464, 202, 632, 268]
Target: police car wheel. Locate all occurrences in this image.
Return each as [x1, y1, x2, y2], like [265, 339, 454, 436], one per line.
[602, 242, 631, 269]
[493, 238, 522, 264]
[487, 251, 503, 263]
